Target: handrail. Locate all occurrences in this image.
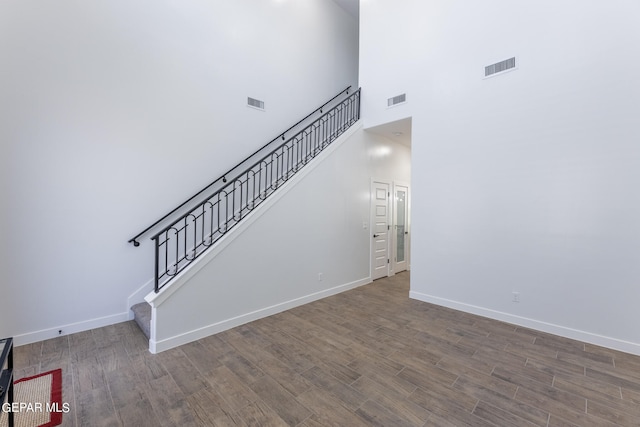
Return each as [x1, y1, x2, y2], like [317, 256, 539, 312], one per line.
[128, 85, 352, 246]
[149, 89, 360, 292]
[151, 89, 357, 243]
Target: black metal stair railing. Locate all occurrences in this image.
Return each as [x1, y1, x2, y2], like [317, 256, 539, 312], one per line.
[131, 88, 360, 293]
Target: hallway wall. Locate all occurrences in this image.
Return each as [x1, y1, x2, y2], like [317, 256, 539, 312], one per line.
[360, 0, 640, 353]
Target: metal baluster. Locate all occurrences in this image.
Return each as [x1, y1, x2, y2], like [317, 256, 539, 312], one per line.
[142, 89, 360, 291]
[154, 237, 160, 292]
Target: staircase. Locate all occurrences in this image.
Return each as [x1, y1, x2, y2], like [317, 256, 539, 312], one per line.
[131, 302, 151, 339]
[129, 88, 361, 342]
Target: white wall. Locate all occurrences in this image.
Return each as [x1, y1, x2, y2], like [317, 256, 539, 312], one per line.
[365, 131, 411, 184]
[152, 124, 369, 350]
[361, 1, 640, 353]
[148, 123, 411, 352]
[0, 0, 358, 343]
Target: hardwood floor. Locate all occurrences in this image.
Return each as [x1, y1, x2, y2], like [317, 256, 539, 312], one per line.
[10, 272, 640, 426]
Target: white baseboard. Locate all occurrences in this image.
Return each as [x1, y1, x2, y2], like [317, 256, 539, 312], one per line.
[150, 276, 371, 354]
[13, 312, 130, 347]
[410, 291, 640, 357]
[127, 278, 154, 320]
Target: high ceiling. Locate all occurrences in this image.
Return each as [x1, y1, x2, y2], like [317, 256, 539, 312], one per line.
[365, 117, 412, 148]
[331, 0, 359, 19]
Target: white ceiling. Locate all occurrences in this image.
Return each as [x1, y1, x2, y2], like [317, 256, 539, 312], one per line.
[365, 117, 412, 148]
[331, 0, 359, 19]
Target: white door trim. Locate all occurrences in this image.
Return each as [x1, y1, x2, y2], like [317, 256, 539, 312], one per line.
[392, 181, 410, 274]
[370, 179, 391, 280]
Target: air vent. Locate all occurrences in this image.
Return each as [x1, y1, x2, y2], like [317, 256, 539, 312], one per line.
[247, 97, 265, 110]
[485, 57, 516, 77]
[387, 93, 406, 107]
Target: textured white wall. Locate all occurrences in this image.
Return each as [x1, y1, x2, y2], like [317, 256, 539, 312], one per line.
[0, 0, 358, 342]
[361, 1, 640, 353]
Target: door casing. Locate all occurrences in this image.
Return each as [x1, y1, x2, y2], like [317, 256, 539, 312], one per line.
[370, 179, 410, 280]
[392, 182, 410, 274]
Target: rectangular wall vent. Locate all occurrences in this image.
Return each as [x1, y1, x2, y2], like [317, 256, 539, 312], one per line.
[247, 97, 265, 110]
[485, 57, 516, 77]
[387, 93, 406, 107]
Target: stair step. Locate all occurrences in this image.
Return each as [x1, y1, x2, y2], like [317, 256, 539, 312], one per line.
[131, 302, 151, 339]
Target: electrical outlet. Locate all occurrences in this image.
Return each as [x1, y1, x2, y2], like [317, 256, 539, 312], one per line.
[512, 292, 520, 303]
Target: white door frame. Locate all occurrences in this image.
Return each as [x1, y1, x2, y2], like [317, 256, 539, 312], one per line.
[392, 181, 410, 274]
[370, 179, 391, 280]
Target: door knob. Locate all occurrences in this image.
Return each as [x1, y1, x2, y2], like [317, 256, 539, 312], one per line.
[373, 234, 379, 238]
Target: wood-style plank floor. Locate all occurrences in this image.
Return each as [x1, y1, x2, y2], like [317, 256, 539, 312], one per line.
[9, 272, 640, 426]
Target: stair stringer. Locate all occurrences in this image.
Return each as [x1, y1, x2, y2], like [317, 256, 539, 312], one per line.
[144, 120, 370, 353]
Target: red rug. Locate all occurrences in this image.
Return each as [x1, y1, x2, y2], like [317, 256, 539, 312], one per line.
[0, 369, 63, 427]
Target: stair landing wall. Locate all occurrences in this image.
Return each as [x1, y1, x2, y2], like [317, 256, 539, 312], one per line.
[147, 123, 371, 352]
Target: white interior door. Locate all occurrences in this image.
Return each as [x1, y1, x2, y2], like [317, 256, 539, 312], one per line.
[371, 181, 390, 280]
[393, 184, 409, 273]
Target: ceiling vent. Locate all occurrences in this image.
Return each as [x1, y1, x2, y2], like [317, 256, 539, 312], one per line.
[247, 97, 265, 110]
[387, 93, 406, 107]
[485, 57, 516, 77]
